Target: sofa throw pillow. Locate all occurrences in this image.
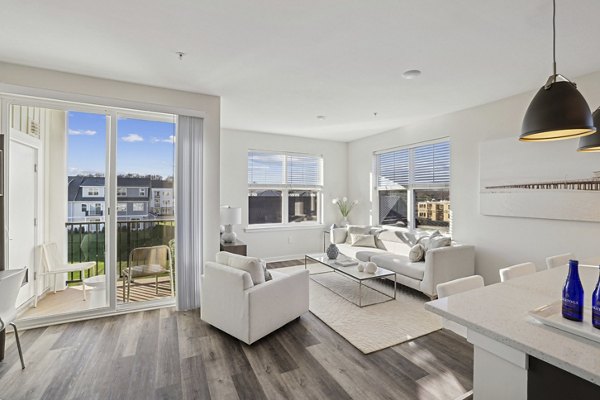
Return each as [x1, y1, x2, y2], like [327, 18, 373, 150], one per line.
[216, 251, 265, 285]
[345, 225, 371, 244]
[409, 244, 426, 262]
[260, 259, 273, 282]
[416, 235, 431, 251]
[350, 234, 377, 248]
[429, 235, 452, 250]
[330, 228, 348, 244]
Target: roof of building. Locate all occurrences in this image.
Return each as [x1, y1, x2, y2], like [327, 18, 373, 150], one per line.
[151, 180, 174, 189]
[68, 176, 169, 202]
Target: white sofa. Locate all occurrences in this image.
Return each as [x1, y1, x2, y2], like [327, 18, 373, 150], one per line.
[331, 226, 475, 299]
[201, 252, 309, 344]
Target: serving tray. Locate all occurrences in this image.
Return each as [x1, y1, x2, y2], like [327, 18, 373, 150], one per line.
[529, 301, 600, 344]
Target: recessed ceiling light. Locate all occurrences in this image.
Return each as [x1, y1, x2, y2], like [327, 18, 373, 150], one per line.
[316, 115, 326, 120]
[402, 69, 421, 79]
[176, 51, 185, 60]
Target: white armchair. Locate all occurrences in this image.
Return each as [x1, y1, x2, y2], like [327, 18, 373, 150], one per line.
[200, 254, 309, 345]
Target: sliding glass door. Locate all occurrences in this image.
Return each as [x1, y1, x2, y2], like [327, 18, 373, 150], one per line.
[115, 113, 176, 305]
[5, 103, 111, 319]
[3, 96, 177, 324]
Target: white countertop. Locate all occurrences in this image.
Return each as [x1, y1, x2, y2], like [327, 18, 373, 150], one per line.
[425, 264, 600, 386]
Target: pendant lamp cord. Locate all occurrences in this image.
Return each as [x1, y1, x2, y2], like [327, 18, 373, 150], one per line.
[552, 0, 557, 80]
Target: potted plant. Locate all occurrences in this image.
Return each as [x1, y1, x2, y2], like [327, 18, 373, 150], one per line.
[332, 197, 358, 227]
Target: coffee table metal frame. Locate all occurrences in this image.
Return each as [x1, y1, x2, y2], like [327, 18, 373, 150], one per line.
[305, 253, 397, 308]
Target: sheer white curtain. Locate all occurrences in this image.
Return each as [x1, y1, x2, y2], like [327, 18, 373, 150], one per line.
[176, 116, 203, 310]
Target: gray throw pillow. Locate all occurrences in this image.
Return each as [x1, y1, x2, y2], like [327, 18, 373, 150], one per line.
[409, 244, 425, 262]
[260, 260, 273, 282]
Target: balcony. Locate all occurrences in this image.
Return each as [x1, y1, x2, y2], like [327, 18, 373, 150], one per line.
[20, 219, 175, 320]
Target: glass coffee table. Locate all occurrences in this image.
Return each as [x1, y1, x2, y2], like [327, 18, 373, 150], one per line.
[305, 253, 397, 307]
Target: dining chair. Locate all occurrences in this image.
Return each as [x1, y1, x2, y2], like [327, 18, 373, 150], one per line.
[499, 262, 537, 282]
[436, 275, 485, 339]
[545, 253, 574, 270]
[38, 243, 96, 306]
[437, 275, 485, 299]
[122, 245, 174, 302]
[0, 268, 27, 369]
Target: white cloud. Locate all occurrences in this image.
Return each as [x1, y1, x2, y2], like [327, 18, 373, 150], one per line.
[122, 133, 144, 143]
[163, 135, 175, 143]
[69, 129, 97, 136]
[150, 137, 160, 143]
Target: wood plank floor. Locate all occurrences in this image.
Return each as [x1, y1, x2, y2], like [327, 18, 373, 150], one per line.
[0, 307, 473, 400]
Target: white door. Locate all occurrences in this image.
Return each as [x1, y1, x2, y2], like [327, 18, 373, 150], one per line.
[9, 137, 38, 307]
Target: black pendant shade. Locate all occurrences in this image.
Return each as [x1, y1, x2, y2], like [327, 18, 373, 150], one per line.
[520, 80, 596, 142]
[577, 108, 600, 152]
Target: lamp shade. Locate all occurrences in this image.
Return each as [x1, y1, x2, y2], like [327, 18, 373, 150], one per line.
[220, 206, 242, 225]
[520, 81, 596, 142]
[577, 108, 600, 152]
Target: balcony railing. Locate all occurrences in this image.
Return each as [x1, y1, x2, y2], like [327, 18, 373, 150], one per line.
[65, 218, 175, 283]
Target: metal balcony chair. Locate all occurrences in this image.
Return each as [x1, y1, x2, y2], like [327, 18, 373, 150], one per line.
[0, 268, 27, 369]
[38, 243, 96, 306]
[122, 245, 174, 302]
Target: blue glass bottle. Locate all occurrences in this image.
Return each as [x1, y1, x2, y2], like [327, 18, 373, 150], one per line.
[562, 260, 584, 322]
[592, 266, 600, 329]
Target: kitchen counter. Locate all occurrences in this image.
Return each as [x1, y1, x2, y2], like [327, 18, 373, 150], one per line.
[426, 263, 600, 399]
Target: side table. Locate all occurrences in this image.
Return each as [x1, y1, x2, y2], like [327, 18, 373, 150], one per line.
[220, 239, 247, 256]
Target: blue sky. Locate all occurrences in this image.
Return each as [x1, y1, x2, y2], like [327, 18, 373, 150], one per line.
[68, 111, 175, 178]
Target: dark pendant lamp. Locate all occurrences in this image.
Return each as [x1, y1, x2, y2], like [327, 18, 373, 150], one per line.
[520, 0, 596, 142]
[577, 108, 600, 151]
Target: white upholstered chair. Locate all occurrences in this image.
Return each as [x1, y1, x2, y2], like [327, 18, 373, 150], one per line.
[201, 252, 309, 345]
[436, 275, 485, 337]
[545, 253, 574, 270]
[39, 243, 96, 306]
[0, 268, 27, 369]
[499, 262, 537, 282]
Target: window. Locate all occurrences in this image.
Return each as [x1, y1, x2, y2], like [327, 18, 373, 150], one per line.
[132, 202, 144, 212]
[248, 151, 322, 225]
[84, 187, 100, 196]
[81, 204, 87, 213]
[117, 187, 127, 197]
[139, 188, 146, 196]
[375, 140, 450, 231]
[117, 202, 127, 212]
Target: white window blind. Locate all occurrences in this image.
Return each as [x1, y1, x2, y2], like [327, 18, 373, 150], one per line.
[248, 151, 322, 187]
[287, 154, 322, 187]
[376, 140, 450, 188]
[377, 148, 409, 187]
[248, 151, 285, 185]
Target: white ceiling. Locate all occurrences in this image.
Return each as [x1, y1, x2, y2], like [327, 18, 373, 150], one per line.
[2, 0, 600, 141]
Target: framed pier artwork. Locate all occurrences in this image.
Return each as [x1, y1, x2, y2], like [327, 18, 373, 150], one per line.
[480, 137, 600, 222]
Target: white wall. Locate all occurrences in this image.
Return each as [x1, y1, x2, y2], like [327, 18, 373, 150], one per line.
[0, 61, 221, 264]
[220, 128, 348, 259]
[349, 69, 600, 284]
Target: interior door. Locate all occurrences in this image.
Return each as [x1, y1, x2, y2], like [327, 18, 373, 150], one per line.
[9, 136, 38, 306]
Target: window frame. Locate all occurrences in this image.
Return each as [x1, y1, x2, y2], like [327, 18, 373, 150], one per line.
[374, 138, 451, 232]
[116, 187, 127, 197]
[247, 150, 324, 228]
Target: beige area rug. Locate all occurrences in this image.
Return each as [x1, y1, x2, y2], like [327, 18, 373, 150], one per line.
[277, 264, 442, 354]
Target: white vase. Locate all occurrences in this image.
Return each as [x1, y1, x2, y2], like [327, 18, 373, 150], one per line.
[340, 217, 349, 227]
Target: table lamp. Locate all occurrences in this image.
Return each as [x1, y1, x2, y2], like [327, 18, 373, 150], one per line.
[220, 206, 242, 243]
